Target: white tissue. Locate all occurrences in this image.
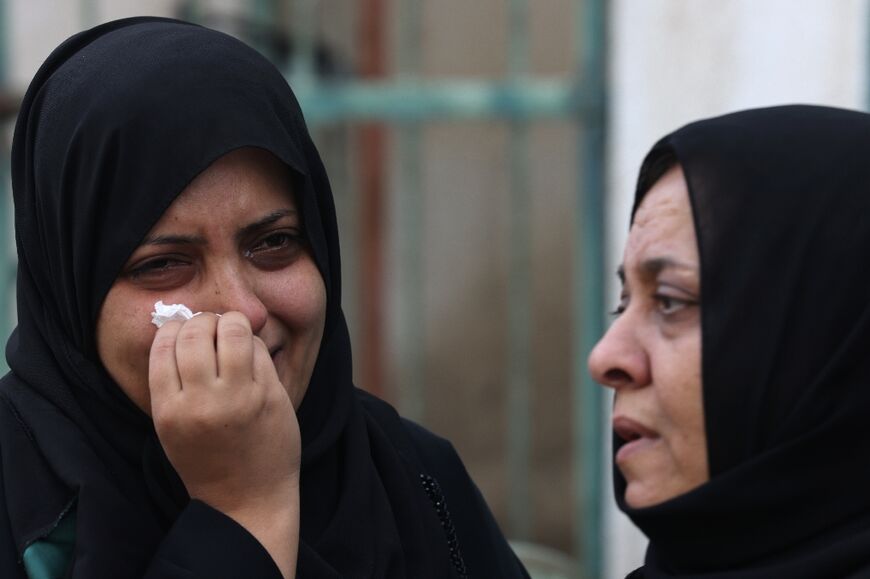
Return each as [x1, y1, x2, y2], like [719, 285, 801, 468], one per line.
[151, 301, 196, 328]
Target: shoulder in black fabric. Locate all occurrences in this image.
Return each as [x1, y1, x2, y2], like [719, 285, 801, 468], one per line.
[617, 105, 870, 578]
[395, 406, 531, 578]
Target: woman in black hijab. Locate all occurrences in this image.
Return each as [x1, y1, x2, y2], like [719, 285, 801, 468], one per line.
[0, 17, 528, 579]
[589, 104, 870, 578]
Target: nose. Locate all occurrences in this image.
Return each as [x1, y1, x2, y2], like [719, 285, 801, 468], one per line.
[206, 265, 268, 334]
[587, 314, 650, 390]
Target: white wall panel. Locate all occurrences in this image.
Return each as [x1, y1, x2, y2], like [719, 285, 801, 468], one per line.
[606, 1, 868, 576]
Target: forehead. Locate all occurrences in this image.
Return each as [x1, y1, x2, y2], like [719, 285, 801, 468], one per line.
[157, 148, 296, 224]
[625, 165, 698, 269]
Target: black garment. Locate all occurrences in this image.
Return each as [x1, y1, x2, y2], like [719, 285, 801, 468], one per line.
[618, 105, 870, 578]
[0, 17, 527, 578]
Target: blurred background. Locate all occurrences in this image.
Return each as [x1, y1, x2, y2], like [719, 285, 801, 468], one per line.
[0, 1, 867, 578]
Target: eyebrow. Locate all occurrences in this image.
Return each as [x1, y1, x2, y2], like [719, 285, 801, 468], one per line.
[141, 233, 206, 246]
[140, 209, 298, 247]
[235, 209, 298, 241]
[616, 257, 698, 283]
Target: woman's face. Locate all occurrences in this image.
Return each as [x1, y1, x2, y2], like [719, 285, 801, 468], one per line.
[588, 164, 708, 508]
[96, 148, 327, 414]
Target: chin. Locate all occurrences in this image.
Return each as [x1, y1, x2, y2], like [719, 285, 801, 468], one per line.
[623, 479, 672, 509]
[624, 475, 705, 509]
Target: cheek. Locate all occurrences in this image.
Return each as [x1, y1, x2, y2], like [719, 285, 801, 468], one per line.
[273, 263, 328, 332]
[96, 288, 158, 413]
[655, 322, 701, 414]
[655, 333, 706, 468]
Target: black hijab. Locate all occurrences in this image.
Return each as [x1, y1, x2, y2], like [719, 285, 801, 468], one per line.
[1, 17, 458, 578]
[617, 105, 870, 578]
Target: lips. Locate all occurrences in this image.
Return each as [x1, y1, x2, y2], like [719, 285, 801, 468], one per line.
[613, 416, 657, 442]
[613, 415, 659, 463]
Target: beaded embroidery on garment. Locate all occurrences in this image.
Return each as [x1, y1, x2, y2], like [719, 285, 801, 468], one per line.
[419, 474, 469, 578]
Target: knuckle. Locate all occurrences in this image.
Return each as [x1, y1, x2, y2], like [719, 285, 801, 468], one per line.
[220, 320, 251, 341]
[156, 320, 183, 334]
[152, 403, 181, 433]
[221, 311, 251, 327]
[177, 324, 211, 344]
[150, 336, 176, 357]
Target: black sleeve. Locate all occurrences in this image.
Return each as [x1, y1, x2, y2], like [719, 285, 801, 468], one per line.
[144, 500, 283, 579]
[0, 452, 28, 579]
[402, 419, 531, 579]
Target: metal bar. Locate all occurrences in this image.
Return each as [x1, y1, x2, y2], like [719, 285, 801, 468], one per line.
[294, 79, 588, 125]
[251, 0, 275, 60]
[288, 0, 317, 83]
[0, 0, 6, 84]
[253, 0, 274, 25]
[509, 0, 530, 76]
[396, 0, 425, 421]
[178, 0, 202, 23]
[0, 0, 11, 373]
[575, 0, 607, 576]
[395, 125, 423, 418]
[356, 0, 387, 396]
[506, 0, 532, 543]
[867, 3, 870, 112]
[357, 123, 386, 397]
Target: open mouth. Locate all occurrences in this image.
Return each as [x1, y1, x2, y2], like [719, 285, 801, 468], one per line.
[613, 416, 659, 463]
[613, 416, 657, 442]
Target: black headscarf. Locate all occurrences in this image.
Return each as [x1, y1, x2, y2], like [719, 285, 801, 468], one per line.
[617, 105, 870, 578]
[1, 17, 458, 578]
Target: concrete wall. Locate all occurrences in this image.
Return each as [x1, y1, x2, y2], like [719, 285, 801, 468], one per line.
[606, 1, 868, 576]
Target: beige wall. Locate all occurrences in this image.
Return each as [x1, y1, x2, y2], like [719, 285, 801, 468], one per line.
[607, 1, 868, 576]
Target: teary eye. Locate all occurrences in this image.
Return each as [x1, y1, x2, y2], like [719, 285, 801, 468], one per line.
[245, 230, 306, 269]
[125, 255, 194, 289]
[653, 290, 698, 317]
